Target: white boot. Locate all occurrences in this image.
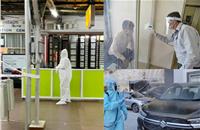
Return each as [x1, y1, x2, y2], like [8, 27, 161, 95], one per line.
[66, 99, 71, 103]
[56, 100, 66, 105]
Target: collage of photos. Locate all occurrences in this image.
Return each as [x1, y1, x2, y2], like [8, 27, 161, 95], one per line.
[0, 0, 200, 130]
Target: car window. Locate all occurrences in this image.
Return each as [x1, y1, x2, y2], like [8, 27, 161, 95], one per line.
[160, 85, 200, 100]
[175, 87, 181, 97]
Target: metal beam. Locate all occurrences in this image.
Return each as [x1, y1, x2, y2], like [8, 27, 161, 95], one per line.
[25, 0, 32, 130]
[31, 0, 41, 126]
[2, 1, 103, 5]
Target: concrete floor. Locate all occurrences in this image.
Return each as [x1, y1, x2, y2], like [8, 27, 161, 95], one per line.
[125, 111, 138, 130]
[0, 89, 103, 130]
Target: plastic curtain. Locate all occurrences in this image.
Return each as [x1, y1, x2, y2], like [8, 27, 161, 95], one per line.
[104, 0, 113, 69]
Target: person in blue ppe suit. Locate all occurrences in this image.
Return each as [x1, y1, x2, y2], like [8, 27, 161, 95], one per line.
[104, 78, 128, 130]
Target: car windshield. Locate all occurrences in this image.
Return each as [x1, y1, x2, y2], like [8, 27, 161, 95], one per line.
[132, 91, 144, 98]
[160, 85, 200, 101]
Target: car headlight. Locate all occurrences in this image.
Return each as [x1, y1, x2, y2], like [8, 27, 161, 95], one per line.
[188, 118, 200, 128]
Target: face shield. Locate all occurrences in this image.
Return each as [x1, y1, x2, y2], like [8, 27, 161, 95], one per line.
[165, 17, 182, 34]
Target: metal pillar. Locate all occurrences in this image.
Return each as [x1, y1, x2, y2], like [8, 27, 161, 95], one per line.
[135, 0, 141, 69]
[29, 0, 46, 128]
[32, 0, 40, 125]
[25, 0, 32, 130]
[33, 25, 40, 125]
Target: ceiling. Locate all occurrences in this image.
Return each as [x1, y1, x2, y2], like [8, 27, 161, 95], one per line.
[1, 0, 104, 16]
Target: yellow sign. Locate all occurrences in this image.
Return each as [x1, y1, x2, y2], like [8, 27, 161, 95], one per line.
[86, 5, 95, 29]
[0, 48, 8, 54]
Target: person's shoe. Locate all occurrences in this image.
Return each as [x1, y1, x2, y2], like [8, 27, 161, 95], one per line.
[56, 100, 67, 105]
[66, 99, 71, 103]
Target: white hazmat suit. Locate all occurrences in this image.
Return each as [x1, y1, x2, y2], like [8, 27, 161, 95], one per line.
[56, 49, 72, 105]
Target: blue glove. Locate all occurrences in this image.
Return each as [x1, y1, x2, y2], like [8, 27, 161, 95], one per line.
[124, 113, 128, 120]
[118, 99, 124, 105]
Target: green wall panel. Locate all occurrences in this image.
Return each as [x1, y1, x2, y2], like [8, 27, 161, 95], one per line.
[53, 70, 81, 97]
[83, 70, 104, 97]
[23, 69, 103, 99]
[23, 70, 51, 96]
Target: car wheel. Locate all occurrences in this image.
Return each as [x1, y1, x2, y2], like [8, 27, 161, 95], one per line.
[131, 103, 139, 113]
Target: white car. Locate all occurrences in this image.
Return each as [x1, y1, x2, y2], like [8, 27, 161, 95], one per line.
[124, 91, 153, 113]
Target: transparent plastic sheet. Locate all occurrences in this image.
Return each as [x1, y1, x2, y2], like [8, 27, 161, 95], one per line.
[104, 0, 113, 69]
[104, 0, 136, 70]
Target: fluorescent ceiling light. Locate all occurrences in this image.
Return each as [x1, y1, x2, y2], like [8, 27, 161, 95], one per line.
[50, 8, 58, 18]
[46, 0, 59, 18]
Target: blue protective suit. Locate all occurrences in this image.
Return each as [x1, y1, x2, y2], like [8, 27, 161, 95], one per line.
[104, 78, 128, 130]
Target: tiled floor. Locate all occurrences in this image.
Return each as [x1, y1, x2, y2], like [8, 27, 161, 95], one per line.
[0, 89, 103, 130]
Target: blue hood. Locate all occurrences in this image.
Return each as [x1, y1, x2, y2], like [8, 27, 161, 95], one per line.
[105, 77, 116, 91]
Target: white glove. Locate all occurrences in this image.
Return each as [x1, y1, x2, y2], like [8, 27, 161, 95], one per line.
[145, 24, 156, 34]
[55, 66, 59, 73]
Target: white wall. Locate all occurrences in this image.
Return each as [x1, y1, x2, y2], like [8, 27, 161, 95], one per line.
[174, 69, 200, 83]
[108, 69, 164, 90]
[174, 69, 187, 83]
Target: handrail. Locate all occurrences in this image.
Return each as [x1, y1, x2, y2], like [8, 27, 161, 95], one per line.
[0, 74, 40, 79]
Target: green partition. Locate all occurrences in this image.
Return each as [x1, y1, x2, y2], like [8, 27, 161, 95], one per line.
[23, 69, 104, 99]
[53, 70, 81, 97]
[83, 70, 104, 98]
[23, 69, 51, 97]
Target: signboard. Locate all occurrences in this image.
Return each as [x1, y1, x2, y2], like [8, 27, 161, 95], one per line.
[85, 5, 95, 29]
[0, 15, 25, 33]
[2, 55, 26, 71]
[0, 48, 8, 54]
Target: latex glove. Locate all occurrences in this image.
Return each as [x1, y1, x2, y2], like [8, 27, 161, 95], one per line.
[145, 24, 156, 35]
[55, 66, 59, 73]
[118, 98, 124, 105]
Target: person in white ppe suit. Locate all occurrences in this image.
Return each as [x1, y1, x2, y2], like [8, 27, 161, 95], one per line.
[55, 49, 72, 105]
[154, 11, 200, 69]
